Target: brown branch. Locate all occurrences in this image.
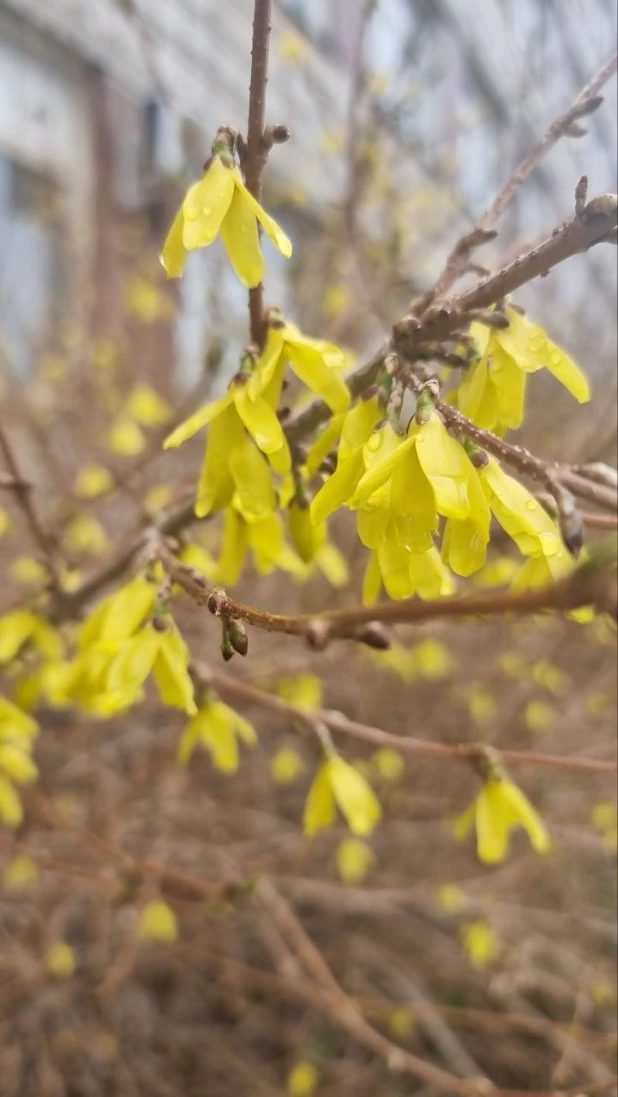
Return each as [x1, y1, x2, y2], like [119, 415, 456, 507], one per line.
[420, 54, 618, 306]
[0, 419, 62, 587]
[245, 0, 272, 347]
[285, 192, 618, 447]
[203, 667, 617, 776]
[162, 539, 616, 647]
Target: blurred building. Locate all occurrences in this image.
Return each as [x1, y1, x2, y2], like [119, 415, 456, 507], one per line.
[0, 0, 615, 387]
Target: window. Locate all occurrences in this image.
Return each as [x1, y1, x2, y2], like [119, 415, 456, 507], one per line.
[0, 156, 67, 376]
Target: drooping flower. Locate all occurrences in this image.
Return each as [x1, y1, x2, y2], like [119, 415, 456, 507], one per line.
[216, 505, 305, 586]
[336, 837, 376, 884]
[251, 315, 350, 415]
[460, 921, 500, 968]
[455, 773, 551, 864]
[0, 610, 63, 666]
[160, 136, 292, 286]
[177, 698, 257, 772]
[363, 533, 456, 605]
[137, 900, 178, 944]
[107, 619, 196, 715]
[270, 746, 306, 786]
[456, 306, 590, 434]
[303, 755, 382, 836]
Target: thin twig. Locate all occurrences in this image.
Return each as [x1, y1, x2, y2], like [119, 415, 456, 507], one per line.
[0, 419, 62, 587]
[421, 54, 618, 306]
[245, 0, 272, 347]
[203, 666, 617, 775]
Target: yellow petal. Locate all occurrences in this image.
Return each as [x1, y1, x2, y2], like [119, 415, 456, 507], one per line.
[327, 756, 381, 836]
[0, 774, 23, 826]
[126, 383, 172, 426]
[234, 172, 293, 258]
[181, 159, 235, 250]
[230, 436, 276, 521]
[476, 782, 510, 864]
[303, 763, 337, 836]
[137, 899, 178, 943]
[160, 206, 189, 278]
[414, 414, 469, 519]
[310, 450, 365, 526]
[219, 185, 265, 287]
[362, 551, 382, 605]
[152, 631, 196, 714]
[0, 745, 37, 785]
[481, 458, 563, 558]
[316, 541, 349, 588]
[217, 508, 249, 586]
[287, 343, 350, 413]
[163, 392, 231, 449]
[234, 386, 285, 454]
[107, 628, 160, 696]
[195, 404, 243, 518]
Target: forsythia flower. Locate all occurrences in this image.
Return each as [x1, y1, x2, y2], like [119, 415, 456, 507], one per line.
[62, 514, 109, 556]
[108, 418, 146, 456]
[126, 383, 172, 426]
[160, 139, 292, 286]
[372, 747, 405, 781]
[460, 921, 500, 968]
[456, 306, 590, 434]
[455, 773, 551, 864]
[2, 854, 39, 890]
[137, 900, 178, 944]
[336, 837, 376, 884]
[304, 755, 381, 836]
[0, 610, 63, 665]
[270, 746, 306, 786]
[287, 1063, 320, 1097]
[0, 696, 39, 827]
[253, 316, 350, 415]
[437, 884, 467, 914]
[177, 698, 257, 772]
[73, 464, 114, 499]
[107, 619, 196, 715]
[276, 674, 323, 711]
[46, 942, 76, 979]
[216, 506, 305, 586]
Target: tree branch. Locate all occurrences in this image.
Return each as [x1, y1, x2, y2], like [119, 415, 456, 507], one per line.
[245, 0, 273, 347]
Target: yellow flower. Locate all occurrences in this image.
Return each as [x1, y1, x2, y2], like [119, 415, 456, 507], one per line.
[216, 506, 304, 586]
[107, 620, 196, 714]
[177, 699, 257, 772]
[336, 837, 376, 884]
[456, 307, 590, 433]
[455, 774, 551, 864]
[46, 942, 76, 979]
[388, 1008, 416, 1038]
[309, 396, 383, 526]
[363, 536, 456, 604]
[144, 483, 175, 515]
[78, 577, 157, 652]
[415, 639, 454, 679]
[460, 921, 500, 968]
[137, 900, 178, 944]
[0, 710, 39, 828]
[160, 152, 292, 285]
[123, 276, 172, 323]
[468, 687, 497, 726]
[108, 418, 146, 456]
[62, 514, 109, 556]
[437, 884, 467, 914]
[0, 610, 63, 665]
[0, 696, 39, 743]
[287, 1062, 320, 1097]
[524, 700, 557, 734]
[478, 457, 563, 558]
[372, 748, 405, 781]
[252, 318, 350, 415]
[530, 659, 570, 696]
[126, 383, 172, 426]
[304, 755, 381, 837]
[0, 505, 11, 537]
[2, 854, 39, 890]
[279, 31, 309, 65]
[276, 674, 323, 711]
[270, 746, 306, 786]
[74, 464, 114, 499]
[178, 542, 218, 581]
[8, 556, 48, 585]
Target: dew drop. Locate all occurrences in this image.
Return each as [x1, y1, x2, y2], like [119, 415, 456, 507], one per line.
[366, 433, 382, 453]
[184, 205, 200, 220]
[525, 500, 538, 511]
[549, 350, 563, 367]
[202, 206, 212, 216]
[529, 334, 545, 353]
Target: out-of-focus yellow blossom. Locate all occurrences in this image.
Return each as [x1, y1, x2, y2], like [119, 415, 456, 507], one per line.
[216, 505, 305, 585]
[8, 556, 48, 586]
[126, 383, 172, 426]
[92, 337, 118, 371]
[456, 307, 590, 434]
[287, 1062, 320, 1097]
[591, 802, 617, 851]
[460, 921, 500, 968]
[584, 692, 612, 717]
[137, 899, 178, 944]
[63, 514, 109, 557]
[530, 659, 571, 696]
[160, 143, 292, 285]
[372, 747, 405, 782]
[74, 464, 114, 499]
[276, 674, 323, 711]
[0, 505, 11, 537]
[336, 837, 376, 884]
[473, 556, 519, 588]
[178, 699, 256, 772]
[388, 1008, 416, 1038]
[38, 351, 68, 383]
[499, 651, 528, 679]
[437, 884, 467, 914]
[415, 638, 454, 679]
[304, 755, 381, 837]
[108, 418, 146, 456]
[323, 283, 351, 316]
[590, 981, 615, 1007]
[124, 276, 172, 323]
[108, 619, 196, 715]
[46, 942, 76, 979]
[279, 30, 308, 65]
[524, 699, 557, 734]
[2, 854, 39, 890]
[368, 641, 419, 682]
[368, 70, 391, 95]
[178, 542, 218, 581]
[310, 396, 383, 525]
[0, 610, 63, 666]
[455, 773, 551, 864]
[143, 483, 175, 516]
[271, 746, 306, 786]
[0, 703, 39, 826]
[468, 687, 497, 726]
[319, 129, 344, 156]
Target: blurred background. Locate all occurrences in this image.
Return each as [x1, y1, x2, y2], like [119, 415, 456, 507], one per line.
[0, 1, 616, 1094]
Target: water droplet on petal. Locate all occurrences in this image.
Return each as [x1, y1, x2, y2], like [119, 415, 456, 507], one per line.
[549, 350, 563, 367]
[366, 433, 383, 453]
[202, 206, 212, 216]
[529, 334, 545, 353]
[184, 205, 200, 220]
[525, 500, 538, 511]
